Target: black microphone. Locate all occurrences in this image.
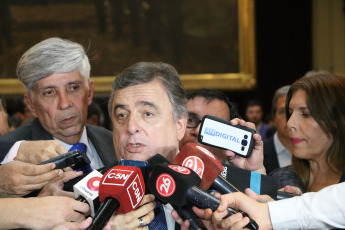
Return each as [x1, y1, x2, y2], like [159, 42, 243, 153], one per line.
[148, 164, 259, 230]
[221, 164, 298, 200]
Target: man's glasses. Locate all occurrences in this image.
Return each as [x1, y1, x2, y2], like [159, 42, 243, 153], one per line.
[186, 116, 202, 129]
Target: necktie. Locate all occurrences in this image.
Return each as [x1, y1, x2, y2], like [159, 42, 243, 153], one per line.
[69, 143, 92, 173]
[148, 201, 168, 230]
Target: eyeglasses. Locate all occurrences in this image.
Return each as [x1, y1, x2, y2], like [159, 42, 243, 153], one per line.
[186, 116, 202, 129]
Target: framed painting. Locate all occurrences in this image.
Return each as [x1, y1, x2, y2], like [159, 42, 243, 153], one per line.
[0, 0, 255, 94]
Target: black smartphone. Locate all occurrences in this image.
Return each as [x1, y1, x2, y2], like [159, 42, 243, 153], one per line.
[198, 115, 256, 158]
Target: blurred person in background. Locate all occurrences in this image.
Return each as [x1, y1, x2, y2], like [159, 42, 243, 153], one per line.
[245, 99, 271, 141]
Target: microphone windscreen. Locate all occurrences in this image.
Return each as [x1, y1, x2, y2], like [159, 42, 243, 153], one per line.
[148, 163, 201, 206]
[173, 143, 223, 190]
[99, 165, 145, 214]
[221, 164, 278, 198]
[148, 153, 170, 166]
[73, 169, 102, 216]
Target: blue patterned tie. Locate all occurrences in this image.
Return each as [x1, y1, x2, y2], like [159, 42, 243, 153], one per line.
[69, 143, 92, 173]
[148, 201, 168, 230]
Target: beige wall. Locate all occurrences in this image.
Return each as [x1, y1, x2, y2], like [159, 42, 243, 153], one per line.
[313, 0, 345, 74]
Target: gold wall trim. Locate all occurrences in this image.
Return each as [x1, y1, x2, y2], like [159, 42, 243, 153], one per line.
[0, 0, 255, 95]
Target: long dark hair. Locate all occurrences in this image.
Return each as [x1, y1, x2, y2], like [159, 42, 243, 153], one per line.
[285, 73, 345, 188]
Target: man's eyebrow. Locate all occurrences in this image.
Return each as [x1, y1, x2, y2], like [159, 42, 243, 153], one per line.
[188, 112, 200, 118]
[113, 101, 159, 113]
[139, 100, 158, 110]
[113, 104, 127, 113]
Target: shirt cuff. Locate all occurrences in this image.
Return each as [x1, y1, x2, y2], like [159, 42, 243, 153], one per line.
[1, 141, 24, 164]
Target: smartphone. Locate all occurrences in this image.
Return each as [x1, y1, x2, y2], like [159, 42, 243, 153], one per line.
[198, 115, 256, 158]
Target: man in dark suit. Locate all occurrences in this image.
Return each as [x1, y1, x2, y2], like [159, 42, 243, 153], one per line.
[264, 86, 293, 174]
[0, 37, 116, 170]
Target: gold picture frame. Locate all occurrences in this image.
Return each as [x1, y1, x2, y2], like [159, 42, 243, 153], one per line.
[0, 0, 255, 95]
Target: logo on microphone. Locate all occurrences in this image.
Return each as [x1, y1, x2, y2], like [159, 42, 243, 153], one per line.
[87, 177, 102, 191]
[102, 169, 134, 186]
[196, 145, 216, 160]
[181, 156, 204, 177]
[127, 174, 145, 209]
[156, 173, 176, 197]
[168, 165, 191, 175]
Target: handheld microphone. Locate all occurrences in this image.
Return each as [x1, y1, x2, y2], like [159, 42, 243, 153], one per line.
[86, 165, 145, 230]
[120, 155, 207, 230]
[173, 143, 239, 193]
[148, 164, 259, 230]
[38, 150, 90, 170]
[221, 164, 298, 200]
[73, 169, 102, 217]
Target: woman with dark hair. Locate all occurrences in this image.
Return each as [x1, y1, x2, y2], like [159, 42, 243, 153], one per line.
[270, 72, 345, 193]
[205, 73, 345, 230]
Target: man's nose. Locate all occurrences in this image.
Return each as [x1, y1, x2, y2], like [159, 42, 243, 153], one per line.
[127, 115, 141, 134]
[58, 92, 72, 110]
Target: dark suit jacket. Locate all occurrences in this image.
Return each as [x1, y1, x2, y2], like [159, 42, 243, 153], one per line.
[263, 136, 280, 175]
[0, 140, 15, 162]
[0, 118, 117, 166]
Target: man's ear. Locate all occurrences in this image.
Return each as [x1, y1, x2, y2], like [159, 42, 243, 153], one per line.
[87, 80, 94, 106]
[24, 93, 37, 117]
[176, 114, 187, 141]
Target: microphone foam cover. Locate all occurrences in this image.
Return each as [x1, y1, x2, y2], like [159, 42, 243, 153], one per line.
[99, 165, 145, 214]
[173, 143, 223, 190]
[148, 164, 201, 206]
[221, 164, 278, 198]
[73, 169, 103, 217]
[147, 153, 171, 166]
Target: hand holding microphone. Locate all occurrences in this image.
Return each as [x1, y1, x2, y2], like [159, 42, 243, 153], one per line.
[148, 163, 259, 230]
[73, 169, 103, 217]
[86, 165, 145, 230]
[176, 143, 297, 200]
[119, 154, 207, 230]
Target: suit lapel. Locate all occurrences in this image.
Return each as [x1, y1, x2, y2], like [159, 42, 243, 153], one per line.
[31, 118, 54, 140]
[86, 125, 117, 165]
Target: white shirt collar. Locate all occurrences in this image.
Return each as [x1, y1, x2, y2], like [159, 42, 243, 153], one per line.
[273, 132, 286, 154]
[54, 126, 89, 151]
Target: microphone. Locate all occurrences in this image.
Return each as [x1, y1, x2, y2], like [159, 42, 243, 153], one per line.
[120, 155, 207, 230]
[173, 143, 239, 193]
[86, 165, 145, 230]
[221, 164, 298, 200]
[38, 150, 91, 170]
[148, 163, 259, 230]
[73, 169, 103, 217]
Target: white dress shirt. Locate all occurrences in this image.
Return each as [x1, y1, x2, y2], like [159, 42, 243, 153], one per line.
[268, 182, 345, 229]
[273, 132, 291, 168]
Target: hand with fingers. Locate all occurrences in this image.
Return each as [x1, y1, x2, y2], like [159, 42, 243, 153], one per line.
[226, 118, 266, 175]
[0, 196, 90, 229]
[51, 217, 113, 230]
[15, 140, 68, 164]
[210, 189, 272, 230]
[0, 161, 62, 197]
[38, 170, 84, 198]
[110, 194, 156, 230]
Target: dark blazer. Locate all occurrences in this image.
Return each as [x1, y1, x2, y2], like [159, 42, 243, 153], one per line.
[0, 118, 117, 166]
[0, 140, 15, 162]
[263, 136, 280, 175]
